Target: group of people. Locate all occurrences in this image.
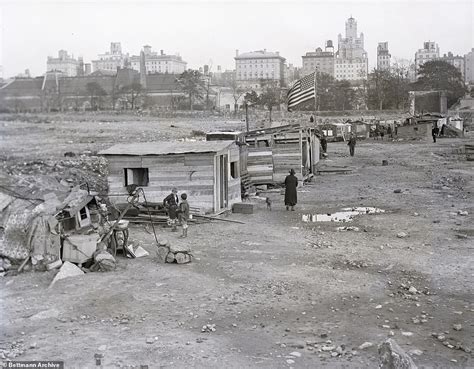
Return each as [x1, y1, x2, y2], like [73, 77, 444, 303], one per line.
[163, 188, 190, 238]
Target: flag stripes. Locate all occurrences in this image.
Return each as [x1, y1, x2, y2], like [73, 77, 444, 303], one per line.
[287, 72, 316, 111]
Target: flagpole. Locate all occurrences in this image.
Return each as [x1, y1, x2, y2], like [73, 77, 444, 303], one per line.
[313, 71, 317, 120]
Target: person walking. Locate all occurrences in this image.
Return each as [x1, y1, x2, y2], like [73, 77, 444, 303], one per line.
[348, 133, 357, 157]
[163, 187, 179, 231]
[284, 169, 298, 211]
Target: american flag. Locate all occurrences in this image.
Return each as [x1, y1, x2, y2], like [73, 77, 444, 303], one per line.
[287, 72, 316, 112]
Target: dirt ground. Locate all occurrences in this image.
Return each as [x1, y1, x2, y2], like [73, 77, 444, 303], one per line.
[0, 113, 473, 368]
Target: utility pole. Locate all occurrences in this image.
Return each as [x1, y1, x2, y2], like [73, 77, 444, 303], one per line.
[245, 102, 249, 132]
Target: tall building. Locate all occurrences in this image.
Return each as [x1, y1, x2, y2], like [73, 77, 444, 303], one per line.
[377, 42, 391, 71]
[46, 50, 78, 77]
[465, 49, 474, 84]
[92, 42, 129, 73]
[130, 46, 187, 75]
[335, 17, 368, 82]
[440, 52, 465, 80]
[235, 49, 286, 89]
[415, 41, 440, 75]
[301, 40, 335, 77]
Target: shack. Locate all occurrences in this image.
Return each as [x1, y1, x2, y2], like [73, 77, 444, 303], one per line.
[99, 141, 241, 214]
[397, 117, 433, 140]
[206, 131, 250, 194]
[347, 120, 370, 139]
[244, 124, 320, 184]
[318, 122, 352, 142]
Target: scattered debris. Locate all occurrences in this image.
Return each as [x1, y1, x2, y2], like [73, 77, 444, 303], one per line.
[457, 210, 468, 216]
[359, 342, 374, 350]
[49, 261, 84, 287]
[378, 339, 417, 369]
[201, 324, 216, 333]
[289, 351, 301, 357]
[30, 308, 60, 320]
[452, 324, 462, 331]
[337, 226, 360, 232]
[397, 232, 408, 238]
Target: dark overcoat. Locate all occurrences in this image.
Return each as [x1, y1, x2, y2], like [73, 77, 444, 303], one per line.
[284, 174, 298, 206]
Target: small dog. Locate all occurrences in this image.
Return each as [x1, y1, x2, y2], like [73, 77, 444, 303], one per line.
[266, 197, 272, 211]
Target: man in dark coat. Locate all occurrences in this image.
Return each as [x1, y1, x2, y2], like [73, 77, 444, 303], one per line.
[163, 187, 179, 231]
[284, 169, 298, 211]
[320, 134, 328, 154]
[348, 133, 357, 157]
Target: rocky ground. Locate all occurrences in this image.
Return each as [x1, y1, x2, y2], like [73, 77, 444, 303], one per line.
[0, 113, 473, 368]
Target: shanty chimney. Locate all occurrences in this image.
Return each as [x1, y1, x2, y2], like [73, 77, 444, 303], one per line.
[160, 49, 164, 56]
[235, 49, 239, 57]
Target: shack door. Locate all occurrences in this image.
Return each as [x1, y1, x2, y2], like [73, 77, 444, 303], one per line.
[215, 154, 229, 211]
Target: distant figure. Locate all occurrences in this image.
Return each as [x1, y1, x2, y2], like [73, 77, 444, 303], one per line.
[432, 125, 440, 143]
[387, 125, 392, 139]
[320, 134, 328, 154]
[177, 193, 190, 238]
[284, 169, 298, 211]
[380, 127, 385, 141]
[348, 133, 357, 156]
[266, 197, 272, 211]
[163, 187, 179, 232]
[309, 115, 314, 123]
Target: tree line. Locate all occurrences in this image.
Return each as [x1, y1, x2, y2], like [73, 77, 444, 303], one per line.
[32, 59, 468, 114]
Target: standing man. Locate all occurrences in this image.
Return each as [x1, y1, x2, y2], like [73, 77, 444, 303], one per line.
[348, 133, 357, 157]
[320, 133, 328, 154]
[284, 169, 298, 211]
[432, 124, 439, 143]
[309, 115, 314, 123]
[163, 187, 179, 232]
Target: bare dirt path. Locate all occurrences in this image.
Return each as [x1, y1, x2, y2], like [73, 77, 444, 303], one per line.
[0, 116, 473, 368]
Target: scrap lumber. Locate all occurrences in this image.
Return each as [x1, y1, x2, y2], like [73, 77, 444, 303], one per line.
[193, 214, 245, 224]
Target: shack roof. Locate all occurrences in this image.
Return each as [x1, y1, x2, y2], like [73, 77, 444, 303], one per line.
[99, 140, 236, 156]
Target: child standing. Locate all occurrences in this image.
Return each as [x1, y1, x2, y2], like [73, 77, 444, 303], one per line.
[178, 193, 190, 238]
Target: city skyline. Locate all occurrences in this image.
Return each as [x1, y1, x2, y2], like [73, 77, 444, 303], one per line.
[0, 0, 472, 78]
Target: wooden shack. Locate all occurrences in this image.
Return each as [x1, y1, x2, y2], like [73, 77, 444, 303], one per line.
[347, 120, 370, 139]
[244, 124, 320, 184]
[99, 141, 241, 214]
[318, 122, 352, 142]
[396, 118, 432, 140]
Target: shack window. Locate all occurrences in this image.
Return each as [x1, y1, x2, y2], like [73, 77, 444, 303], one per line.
[79, 207, 88, 220]
[124, 168, 149, 187]
[230, 162, 239, 179]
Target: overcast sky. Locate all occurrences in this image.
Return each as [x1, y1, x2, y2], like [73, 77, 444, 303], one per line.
[0, 0, 472, 78]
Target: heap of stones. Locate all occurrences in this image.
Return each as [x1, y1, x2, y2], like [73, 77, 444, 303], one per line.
[156, 239, 192, 264]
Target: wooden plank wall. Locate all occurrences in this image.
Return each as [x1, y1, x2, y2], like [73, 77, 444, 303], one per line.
[272, 142, 302, 183]
[105, 153, 216, 213]
[247, 147, 274, 184]
[226, 145, 242, 207]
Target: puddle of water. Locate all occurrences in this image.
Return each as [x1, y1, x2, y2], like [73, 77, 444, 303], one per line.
[302, 207, 385, 223]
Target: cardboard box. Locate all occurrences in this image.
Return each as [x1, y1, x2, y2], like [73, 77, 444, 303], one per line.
[62, 234, 98, 264]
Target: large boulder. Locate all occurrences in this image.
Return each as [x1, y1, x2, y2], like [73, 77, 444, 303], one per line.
[379, 339, 417, 369]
